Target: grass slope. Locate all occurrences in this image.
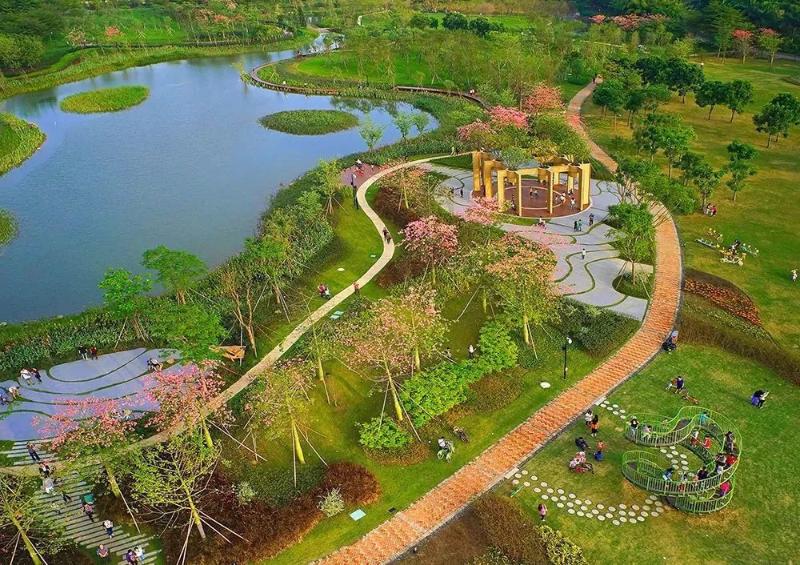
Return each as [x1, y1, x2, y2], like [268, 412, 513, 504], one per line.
[511, 344, 800, 563]
[0, 113, 46, 176]
[60, 85, 150, 114]
[259, 109, 359, 135]
[582, 56, 800, 349]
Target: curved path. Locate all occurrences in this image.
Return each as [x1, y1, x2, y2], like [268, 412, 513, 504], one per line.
[320, 81, 683, 564]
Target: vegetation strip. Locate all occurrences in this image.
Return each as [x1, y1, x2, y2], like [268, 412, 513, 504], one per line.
[259, 109, 359, 135]
[0, 113, 46, 176]
[319, 82, 683, 564]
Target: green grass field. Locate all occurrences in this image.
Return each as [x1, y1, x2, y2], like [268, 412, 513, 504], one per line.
[259, 109, 359, 135]
[0, 112, 46, 176]
[60, 85, 150, 114]
[509, 344, 800, 563]
[582, 56, 800, 349]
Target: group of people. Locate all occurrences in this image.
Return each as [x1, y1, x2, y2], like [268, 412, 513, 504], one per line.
[750, 389, 769, 408]
[0, 383, 21, 405]
[569, 411, 606, 472]
[572, 218, 584, 232]
[18, 367, 43, 386]
[97, 543, 146, 563]
[704, 203, 718, 217]
[317, 283, 332, 299]
[77, 345, 99, 360]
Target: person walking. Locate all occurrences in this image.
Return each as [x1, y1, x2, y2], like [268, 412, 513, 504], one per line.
[792, 269, 797, 282]
[581, 248, 586, 260]
[134, 546, 145, 562]
[573, 220, 578, 232]
[83, 502, 95, 522]
[468, 344, 475, 359]
[589, 213, 595, 227]
[583, 410, 593, 427]
[78, 346, 88, 360]
[382, 227, 391, 244]
[578, 218, 583, 231]
[353, 281, 360, 295]
[538, 502, 548, 521]
[26, 442, 40, 462]
[590, 419, 599, 438]
[90, 346, 99, 360]
[103, 519, 114, 538]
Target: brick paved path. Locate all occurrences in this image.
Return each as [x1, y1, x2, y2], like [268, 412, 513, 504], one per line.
[320, 81, 683, 565]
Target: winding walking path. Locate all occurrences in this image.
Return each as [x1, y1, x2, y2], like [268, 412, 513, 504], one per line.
[319, 81, 683, 565]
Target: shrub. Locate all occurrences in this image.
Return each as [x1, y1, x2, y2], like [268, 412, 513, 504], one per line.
[235, 481, 256, 505]
[466, 372, 524, 412]
[473, 495, 548, 565]
[556, 300, 639, 358]
[317, 488, 345, 517]
[235, 464, 325, 506]
[471, 547, 514, 565]
[477, 321, 519, 373]
[538, 525, 587, 565]
[319, 461, 381, 506]
[402, 360, 484, 427]
[356, 417, 411, 450]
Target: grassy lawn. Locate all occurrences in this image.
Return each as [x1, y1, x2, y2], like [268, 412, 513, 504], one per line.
[259, 109, 359, 135]
[0, 112, 46, 176]
[75, 6, 189, 45]
[507, 344, 799, 563]
[582, 56, 800, 349]
[59, 85, 150, 114]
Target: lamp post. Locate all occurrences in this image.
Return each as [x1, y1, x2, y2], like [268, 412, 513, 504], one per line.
[562, 336, 573, 380]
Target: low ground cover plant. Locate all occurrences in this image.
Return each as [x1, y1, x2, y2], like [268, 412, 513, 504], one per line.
[60, 85, 150, 113]
[259, 109, 359, 135]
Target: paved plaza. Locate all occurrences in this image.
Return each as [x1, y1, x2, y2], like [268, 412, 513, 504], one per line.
[426, 163, 652, 321]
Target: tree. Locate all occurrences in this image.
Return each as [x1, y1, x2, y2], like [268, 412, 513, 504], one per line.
[731, 29, 754, 63]
[633, 113, 695, 172]
[614, 157, 661, 203]
[695, 80, 728, 120]
[98, 268, 152, 341]
[400, 216, 459, 284]
[606, 203, 654, 280]
[634, 56, 669, 85]
[725, 140, 758, 201]
[500, 146, 529, 170]
[392, 111, 414, 139]
[0, 474, 66, 565]
[677, 153, 721, 208]
[442, 12, 469, 31]
[521, 83, 563, 116]
[411, 112, 429, 134]
[592, 79, 627, 128]
[758, 28, 782, 66]
[469, 16, 493, 38]
[313, 158, 344, 216]
[40, 397, 136, 500]
[141, 246, 206, 304]
[664, 58, 704, 103]
[723, 79, 754, 122]
[753, 93, 800, 147]
[128, 431, 218, 542]
[487, 235, 557, 353]
[708, 0, 747, 60]
[146, 300, 225, 363]
[359, 117, 385, 150]
[146, 364, 227, 448]
[217, 257, 264, 355]
[245, 358, 315, 468]
[385, 285, 447, 371]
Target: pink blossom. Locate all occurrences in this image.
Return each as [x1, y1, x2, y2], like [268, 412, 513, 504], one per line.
[462, 197, 505, 225]
[145, 365, 226, 433]
[104, 26, 121, 39]
[732, 29, 753, 42]
[457, 120, 492, 143]
[401, 216, 459, 265]
[590, 14, 607, 24]
[522, 84, 564, 116]
[489, 106, 529, 129]
[39, 397, 136, 454]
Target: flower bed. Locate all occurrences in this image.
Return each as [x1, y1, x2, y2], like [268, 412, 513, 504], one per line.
[683, 277, 761, 326]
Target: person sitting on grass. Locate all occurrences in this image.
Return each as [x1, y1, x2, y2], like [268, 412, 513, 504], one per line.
[575, 436, 589, 451]
[594, 441, 605, 461]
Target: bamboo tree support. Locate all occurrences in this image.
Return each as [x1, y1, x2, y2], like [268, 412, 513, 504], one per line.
[10, 513, 41, 565]
[182, 481, 206, 540]
[291, 419, 305, 465]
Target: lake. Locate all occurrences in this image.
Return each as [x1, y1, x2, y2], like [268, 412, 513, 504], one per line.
[0, 38, 431, 322]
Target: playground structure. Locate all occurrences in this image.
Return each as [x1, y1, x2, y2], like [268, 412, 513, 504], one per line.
[622, 406, 740, 514]
[471, 151, 591, 219]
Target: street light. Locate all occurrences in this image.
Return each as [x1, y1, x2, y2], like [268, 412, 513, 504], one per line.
[562, 336, 573, 380]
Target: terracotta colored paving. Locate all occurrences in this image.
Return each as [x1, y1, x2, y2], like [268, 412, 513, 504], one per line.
[320, 82, 683, 565]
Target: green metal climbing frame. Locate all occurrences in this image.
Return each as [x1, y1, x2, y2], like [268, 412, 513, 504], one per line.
[621, 406, 740, 514]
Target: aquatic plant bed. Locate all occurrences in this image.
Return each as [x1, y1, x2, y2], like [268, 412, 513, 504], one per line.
[0, 112, 45, 175]
[259, 109, 358, 135]
[59, 85, 150, 113]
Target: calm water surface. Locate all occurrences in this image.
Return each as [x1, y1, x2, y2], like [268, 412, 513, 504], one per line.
[0, 42, 432, 322]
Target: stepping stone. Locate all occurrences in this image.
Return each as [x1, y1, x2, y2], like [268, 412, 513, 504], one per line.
[557, 503, 564, 508]
[580, 506, 588, 512]
[530, 475, 537, 481]
[612, 520, 620, 526]
[540, 382, 551, 389]
[619, 504, 626, 510]
[524, 482, 530, 487]
[568, 493, 575, 499]
[576, 511, 584, 516]
[628, 511, 636, 517]
[557, 488, 564, 494]
[650, 512, 659, 517]
[540, 482, 548, 487]
[612, 410, 619, 415]
[642, 505, 651, 511]
[640, 512, 648, 517]
[521, 470, 529, 475]
[591, 509, 600, 515]
[620, 517, 628, 523]
[559, 495, 566, 501]
[512, 480, 519, 485]
[568, 508, 575, 514]
[632, 505, 639, 511]
[605, 513, 613, 518]
[542, 495, 549, 500]
[597, 515, 605, 521]
[514, 474, 522, 479]
[637, 516, 645, 522]
[597, 504, 604, 510]
[336, 267, 345, 271]
[534, 487, 541, 493]
[619, 409, 626, 413]
[546, 488, 554, 494]
[584, 499, 592, 505]
[660, 449, 667, 453]
[567, 502, 574, 507]
[654, 501, 663, 507]
[612, 404, 618, 408]
[608, 506, 616, 512]
[680, 454, 687, 459]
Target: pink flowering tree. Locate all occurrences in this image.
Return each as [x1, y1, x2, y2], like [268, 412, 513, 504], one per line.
[146, 365, 227, 449]
[380, 285, 448, 370]
[590, 14, 607, 24]
[40, 397, 136, 499]
[401, 216, 459, 284]
[457, 120, 494, 148]
[522, 83, 564, 116]
[486, 234, 558, 354]
[462, 196, 506, 227]
[758, 28, 781, 66]
[245, 358, 315, 470]
[732, 29, 754, 63]
[339, 306, 414, 422]
[489, 106, 529, 129]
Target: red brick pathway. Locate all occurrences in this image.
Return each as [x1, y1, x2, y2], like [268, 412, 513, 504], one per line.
[320, 82, 683, 565]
